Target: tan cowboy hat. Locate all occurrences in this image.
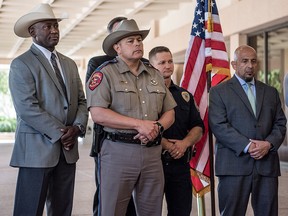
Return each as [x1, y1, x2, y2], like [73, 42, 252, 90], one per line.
[102, 19, 150, 56]
[14, 3, 67, 38]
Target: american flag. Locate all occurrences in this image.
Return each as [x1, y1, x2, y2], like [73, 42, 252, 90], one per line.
[180, 0, 230, 196]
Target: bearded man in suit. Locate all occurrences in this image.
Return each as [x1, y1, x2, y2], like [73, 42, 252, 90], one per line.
[209, 45, 286, 216]
[9, 4, 88, 216]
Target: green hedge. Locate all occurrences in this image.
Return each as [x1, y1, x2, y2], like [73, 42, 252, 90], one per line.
[0, 117, 16, 132]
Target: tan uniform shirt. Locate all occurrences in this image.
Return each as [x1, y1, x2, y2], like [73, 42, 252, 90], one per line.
[86, 56, 176, 133]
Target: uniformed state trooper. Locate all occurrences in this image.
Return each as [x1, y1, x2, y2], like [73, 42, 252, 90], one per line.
[86, 16, 137, 216]
[149, 46, 205, 216]
[86, 19, 177, 216]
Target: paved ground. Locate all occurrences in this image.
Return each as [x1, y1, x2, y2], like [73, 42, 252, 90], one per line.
[0, 141, 287, 216]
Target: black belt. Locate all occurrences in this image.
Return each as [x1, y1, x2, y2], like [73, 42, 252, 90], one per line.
[105, 132, 161, 147]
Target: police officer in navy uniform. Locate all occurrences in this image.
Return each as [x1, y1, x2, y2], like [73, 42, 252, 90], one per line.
[86, 20, 176, 215]
[149, 46, 204, 216]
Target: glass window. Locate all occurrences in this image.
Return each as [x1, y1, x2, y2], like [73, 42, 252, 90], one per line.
[249, 26, 288, 103]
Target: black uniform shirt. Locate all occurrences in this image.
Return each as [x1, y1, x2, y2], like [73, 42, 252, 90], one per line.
[163, 81, 204, 141]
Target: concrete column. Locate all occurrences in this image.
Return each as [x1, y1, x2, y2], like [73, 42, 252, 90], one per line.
[229, 34, 247, 75]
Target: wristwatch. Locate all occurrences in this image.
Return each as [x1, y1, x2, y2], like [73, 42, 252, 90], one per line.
[75, 124, 85, 137]
[156, 121, 164, 135]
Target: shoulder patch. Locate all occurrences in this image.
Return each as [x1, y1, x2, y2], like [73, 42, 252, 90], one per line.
[88, 58, 118, 91]
[181, 91, 190, 102]
[89, 71, 103, 91]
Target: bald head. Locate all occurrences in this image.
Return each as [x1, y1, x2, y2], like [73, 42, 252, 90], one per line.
[233, 45, 256, 61]
[231, 45, 258, 82]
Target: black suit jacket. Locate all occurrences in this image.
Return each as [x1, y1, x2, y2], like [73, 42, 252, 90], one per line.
[209, 75, 286, 177]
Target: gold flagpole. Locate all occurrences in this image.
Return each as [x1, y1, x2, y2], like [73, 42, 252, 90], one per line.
[207, 0, 213, 32]
[197, 0, 216, 216]
[196, 2, 212, 214]
[206, 0, 216, 216]
[197, 193, 206, 216]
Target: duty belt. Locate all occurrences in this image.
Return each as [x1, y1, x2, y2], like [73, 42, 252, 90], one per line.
[105, 132, 161, 147]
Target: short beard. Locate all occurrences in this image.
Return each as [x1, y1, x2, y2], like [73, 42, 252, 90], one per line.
[244, 77, 253, 82]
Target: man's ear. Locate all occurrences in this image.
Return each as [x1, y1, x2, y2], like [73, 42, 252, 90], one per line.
[113, 43, 120, 54]
[231, 61, 236, 70]
[28, 26, 36, 38]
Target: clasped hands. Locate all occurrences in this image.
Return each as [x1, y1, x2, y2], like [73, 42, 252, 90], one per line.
[248, 139, 271, 160]
[133, 120, 161, 144]
[164, 139, 188, 159]
[60, 126, 80, 151]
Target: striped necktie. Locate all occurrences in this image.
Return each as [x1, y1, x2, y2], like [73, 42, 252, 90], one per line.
[51, 53, 67, 98]
[246, 82, 256, 115]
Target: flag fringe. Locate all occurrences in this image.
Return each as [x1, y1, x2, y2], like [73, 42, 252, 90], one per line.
[191, 168, 211, 197]
[193, 184, 211, 197]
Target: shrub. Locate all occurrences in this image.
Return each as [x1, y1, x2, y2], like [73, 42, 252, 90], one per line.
[0, 116, 16, 132]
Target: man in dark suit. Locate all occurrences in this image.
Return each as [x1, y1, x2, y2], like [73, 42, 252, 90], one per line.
[209, 45, 286, 216]
[9, 4, 88, 216]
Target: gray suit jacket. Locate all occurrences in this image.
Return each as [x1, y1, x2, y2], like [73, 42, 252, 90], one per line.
[9, 44, 88, 168]
[209, 75, 286, 177]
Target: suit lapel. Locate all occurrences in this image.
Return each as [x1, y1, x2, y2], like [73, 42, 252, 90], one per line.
[30, 45, 68, 101]
[255, 80, 264, 118]
[229, 76, 256, 117]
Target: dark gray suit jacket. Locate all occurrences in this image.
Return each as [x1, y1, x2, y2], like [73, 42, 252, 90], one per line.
[209, 75, 286, 177]
[9, 44, 88, 168]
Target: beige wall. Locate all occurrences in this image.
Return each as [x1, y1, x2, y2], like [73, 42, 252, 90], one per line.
[221, 0, 288, 36]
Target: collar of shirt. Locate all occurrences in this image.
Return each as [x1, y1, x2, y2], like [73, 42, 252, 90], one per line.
[234, 74, 255, 95]
[168, 80, 176, 89]
[234, 74, 255, 86]
[33, 42, 56, 61]
[33, 43, 64, 80]
[116, 56, 149, 75]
